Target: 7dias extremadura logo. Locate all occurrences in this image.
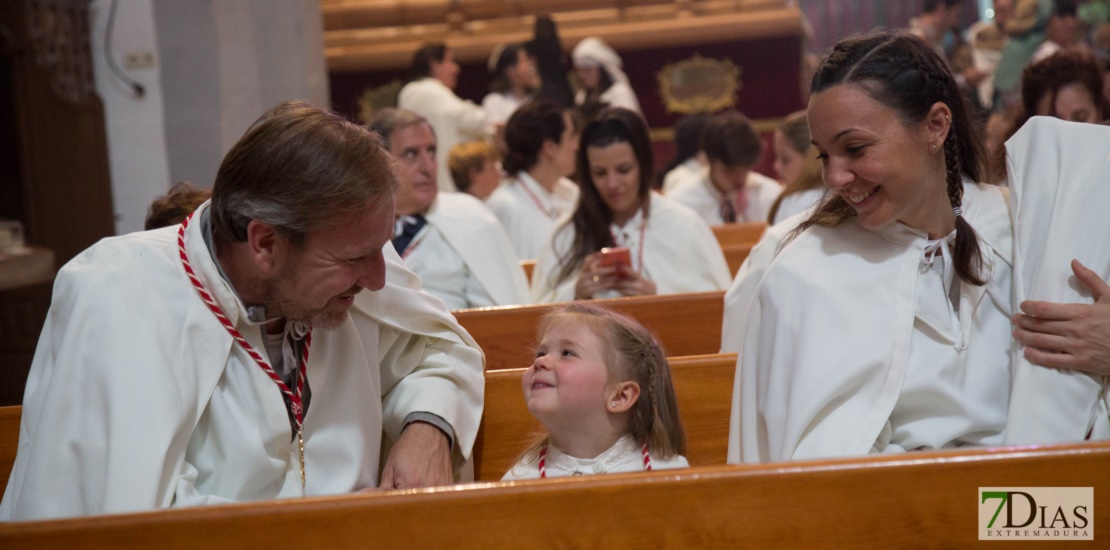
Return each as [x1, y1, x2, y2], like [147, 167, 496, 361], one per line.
[979, 487, 1093, 540]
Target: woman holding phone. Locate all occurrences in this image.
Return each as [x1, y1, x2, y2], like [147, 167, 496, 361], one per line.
[531, 108, 730, 303]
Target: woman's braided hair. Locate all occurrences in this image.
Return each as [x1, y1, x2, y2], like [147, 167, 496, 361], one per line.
[796, 30, 988, 285]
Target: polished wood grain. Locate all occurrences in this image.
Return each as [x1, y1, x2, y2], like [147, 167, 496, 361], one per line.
[3, 441, 1106, 547]
[454, 290, 725, 371]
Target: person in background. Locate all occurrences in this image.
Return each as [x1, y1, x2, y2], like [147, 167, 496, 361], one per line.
[487, 100, 580, 260]
[0, 102, 484, 520]
[528, 15, 576, 108]
[503, 303, 688, 480]
[370, 108, 529, 310]
[144, 180, 212, 230]
[531, 108, 729, 303]
[482, 43, 540, 129]
[665, 110, 782, 226]
[659, 113, 709, 193]
[766, 111, 825, 225]
[398, 42, 489, 192]
[572, 37, 642, 114]
[447, 141, 502, 201]
[988, 49, 1108, 183]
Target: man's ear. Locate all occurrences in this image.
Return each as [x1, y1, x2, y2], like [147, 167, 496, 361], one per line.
[245, 220, 283, 274]
[605, 381, 640, 414]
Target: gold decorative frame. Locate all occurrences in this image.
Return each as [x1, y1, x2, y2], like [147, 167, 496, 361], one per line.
[656, 54, 741, 114]
[356, 79, 404, 124]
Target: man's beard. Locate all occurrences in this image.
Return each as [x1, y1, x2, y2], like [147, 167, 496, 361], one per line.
[260, 255, 357, 331]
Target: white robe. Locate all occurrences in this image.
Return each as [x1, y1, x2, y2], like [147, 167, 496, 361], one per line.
[397, 77, 489, 192]
[0, 203, 485, 520]
[574, 81, 642, 114]
[531, 194, 731, 303]
[730, 183, 1014, 463]
[501, 435, 688, 480]
[486, 172, 579, 260]
[410, 192, 530, 309]
[665, 168, 782, 226]
[1004, 116, 1110, 444]
[770, 188, 825, 226]
[720, 211, 807, 354]
[661, 157, 704, 194]
[481, 91, 529, 127]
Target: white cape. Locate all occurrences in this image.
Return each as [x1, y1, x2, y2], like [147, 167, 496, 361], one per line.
[1004, 116, 1110, 443]
[1, 203, 484, 520]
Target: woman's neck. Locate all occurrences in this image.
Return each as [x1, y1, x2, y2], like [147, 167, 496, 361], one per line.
[611, 202, 642, 228]
[526, 164, 560, 193]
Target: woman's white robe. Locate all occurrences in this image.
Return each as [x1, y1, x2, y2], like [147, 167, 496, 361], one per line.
[530, 194, 731, 303]
[730, 183, 1014, 463]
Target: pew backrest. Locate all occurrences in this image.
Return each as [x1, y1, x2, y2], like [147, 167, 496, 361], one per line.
[711, 221, 766, 247]
[0, 405, 18, 498]
[473, 353, 736, 481]
[455, 291, 725, 371]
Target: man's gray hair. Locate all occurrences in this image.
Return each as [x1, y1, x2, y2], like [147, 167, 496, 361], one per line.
[210, 101, 400, 244]
[367, 108, 434, 151]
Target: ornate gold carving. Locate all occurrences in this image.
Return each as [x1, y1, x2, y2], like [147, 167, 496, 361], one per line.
[656, 54, 741, 114]
[356, 80, 405, 124]
[25, 0, 95, 104]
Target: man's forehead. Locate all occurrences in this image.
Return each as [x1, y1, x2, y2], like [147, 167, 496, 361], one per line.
[391, 123, 436, 150]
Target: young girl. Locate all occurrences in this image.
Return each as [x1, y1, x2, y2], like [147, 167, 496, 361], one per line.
[503, 303, 688, 480]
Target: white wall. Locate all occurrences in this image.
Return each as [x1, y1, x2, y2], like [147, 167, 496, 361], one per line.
[89, 0, 328, 235]
[90, 0, 172, 235]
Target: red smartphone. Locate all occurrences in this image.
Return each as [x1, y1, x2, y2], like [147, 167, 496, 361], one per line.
[599, 247, 631, 279]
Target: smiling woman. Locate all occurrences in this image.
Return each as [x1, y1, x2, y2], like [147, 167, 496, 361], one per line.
[529, 108, 730, 303]
[727, 31, 1015, 464]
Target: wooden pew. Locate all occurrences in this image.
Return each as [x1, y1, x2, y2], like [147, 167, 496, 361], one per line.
[519, 259, 535, 284]
[473, 353, 735, 481]
[2, 442, 1106, 547]
[455, 290, 724, 371]
[711, 221, 766, 248]
[0, 405, 18, 498]
[721, 242, 754, 277]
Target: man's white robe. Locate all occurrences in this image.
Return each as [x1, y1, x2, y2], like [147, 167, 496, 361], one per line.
[531, 194, 730, 303]
[409, 192, 530, 309]
[1004, 117, 1110, 444]
[486, 172, 579, 260]
[0, 204, 485, 520]
[730, 183, 1014, 463]
[665, 168, 782, 226]
[398, 77, 489, 192]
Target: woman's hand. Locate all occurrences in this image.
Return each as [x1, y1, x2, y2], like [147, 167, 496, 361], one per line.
[574, 252, 620, 299]
[1012, 260, 1110, 376]
[614, 269, 657, 297]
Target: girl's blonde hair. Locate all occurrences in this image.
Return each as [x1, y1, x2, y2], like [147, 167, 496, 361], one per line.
[766, 111, 825, 224]
[524, 303, 687, 460]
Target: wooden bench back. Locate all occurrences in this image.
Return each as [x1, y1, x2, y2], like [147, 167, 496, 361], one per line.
[711, 221, 766, 247]
[3, 441, 1106, 547]
[721, 242, 754, 276]
[455, 290, 724, 371]
[473, 353, 735, 481]
[0, 405, 18, 498]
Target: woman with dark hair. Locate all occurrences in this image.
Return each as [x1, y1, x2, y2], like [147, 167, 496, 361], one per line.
[571, 38, 642, 114]
[766, 111, 826, 225]
[482, 43, 540, 127]
[531, 108, 729, 303]
[398, 42, 489, 192]
[728, 31, 1017, 463]
[487, 100, 580, 260]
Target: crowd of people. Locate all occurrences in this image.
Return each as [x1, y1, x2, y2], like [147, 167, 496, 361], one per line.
[2, 1, 1109, 523]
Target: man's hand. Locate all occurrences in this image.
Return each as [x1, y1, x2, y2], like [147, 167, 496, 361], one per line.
[1012, 259, 1110, 375]
[378, 421, 453, 489]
